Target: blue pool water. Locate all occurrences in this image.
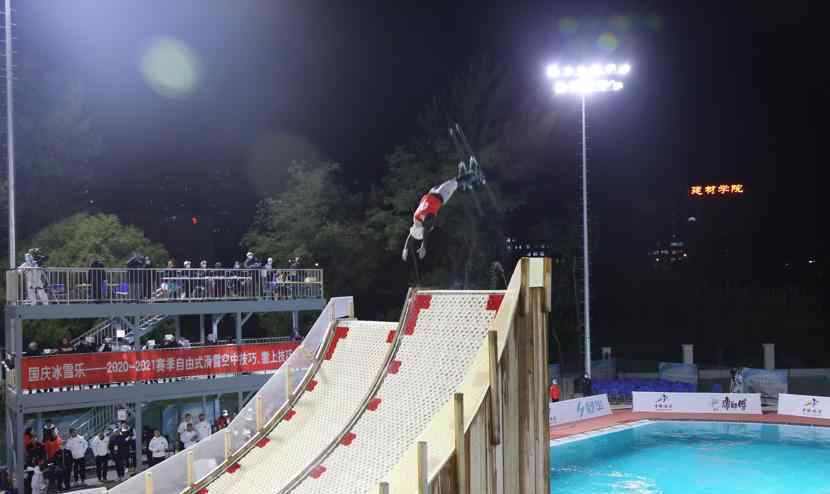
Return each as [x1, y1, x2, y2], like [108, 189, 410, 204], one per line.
[550, 421, 830, 494]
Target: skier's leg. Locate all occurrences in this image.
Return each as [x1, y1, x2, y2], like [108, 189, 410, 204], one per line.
[402, 234, 413, 262]
[429, 179, 458, 204]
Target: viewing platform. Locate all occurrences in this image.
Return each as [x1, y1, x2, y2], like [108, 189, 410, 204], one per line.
[5, 267, 325, 319]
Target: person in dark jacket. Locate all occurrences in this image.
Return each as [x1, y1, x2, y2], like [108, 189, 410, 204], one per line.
[126, 254, 145, 301]
[52, 445, 73, 491]
[88, 258, 105, 303]
[108, 430, 130, 481]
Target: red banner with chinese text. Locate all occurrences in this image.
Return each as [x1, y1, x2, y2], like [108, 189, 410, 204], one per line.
[21, 342, 299, 390]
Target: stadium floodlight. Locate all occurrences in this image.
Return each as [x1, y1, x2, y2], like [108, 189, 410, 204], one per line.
[545, 60, 632, 380]
[546, 64, 561, 79]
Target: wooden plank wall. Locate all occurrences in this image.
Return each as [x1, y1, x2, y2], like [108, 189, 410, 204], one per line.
[425, 257, 551, 494]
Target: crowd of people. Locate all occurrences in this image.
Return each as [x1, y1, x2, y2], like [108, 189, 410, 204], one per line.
[18, 248, 321, 305]
[20, 409, 236, 493]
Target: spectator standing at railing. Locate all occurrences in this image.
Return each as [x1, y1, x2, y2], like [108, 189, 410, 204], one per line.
[57, 337, 74, 354]
[87, 258, 105, 303]
[180, 423, 198, 449]
[214, 410, 231, 430]
[74, 336, 93, 354]
[90, 431, 110, 482]
[25, 342, 43, 357]
[65, 429, 88, 486]
[147, 430, 168, 466]
[19, 251, 50, 305]
[243, 251, 261, 269]
[177, 414, 193, 450]
[127, 254, 146, 301]
[195, 413, 211, 442]
[98, 338, 113, 353]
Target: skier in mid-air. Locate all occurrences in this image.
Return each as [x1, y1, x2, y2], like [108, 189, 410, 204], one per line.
[402, 124, 485, 264]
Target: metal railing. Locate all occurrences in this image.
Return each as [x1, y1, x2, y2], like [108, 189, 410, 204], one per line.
[6, 267, 324, 305]
[71, 315, 168, 348]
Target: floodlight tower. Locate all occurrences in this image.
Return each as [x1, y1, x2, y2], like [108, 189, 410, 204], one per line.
[545, 62, 631, 380]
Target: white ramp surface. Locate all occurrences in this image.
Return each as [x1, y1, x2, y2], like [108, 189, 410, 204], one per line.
[290, 290, 503, 494]
[205, 320, 395, 493]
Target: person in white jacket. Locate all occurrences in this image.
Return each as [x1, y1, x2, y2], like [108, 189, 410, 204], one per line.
[147, 430, 169, 466]
[90, 431, 110, 481]
[29, 461, 46, 493]
[195, 414, 212, 442]
[180, 423, 198, 449]
[65, 429, 89, 485]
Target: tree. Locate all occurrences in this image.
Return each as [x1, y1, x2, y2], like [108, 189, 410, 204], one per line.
[8, 213, 169, 347]
[20, 213, 168, 267]
[243, 161, 383, 304]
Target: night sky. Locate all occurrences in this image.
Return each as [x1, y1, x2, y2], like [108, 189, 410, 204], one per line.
[11, 0, 822, 267]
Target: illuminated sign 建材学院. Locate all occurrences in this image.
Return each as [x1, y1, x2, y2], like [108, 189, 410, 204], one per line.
[689, 184, 744, 197]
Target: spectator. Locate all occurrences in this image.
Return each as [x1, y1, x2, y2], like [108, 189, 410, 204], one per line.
[88, 258, 105, 303]
[127, 253, 145, 301]
[19, 251, 49, 305]
[24, 341, 43, 357]
[243, 252, 260, 269]
[57, 337, 74, 354]
[195, 414, 211, 442]
[65, 429, 88, 486]
[27, 439, 47, 469]
[29, 460, 46, 494]
[98, 337, 114, 353]
[108, 430, 129, 482]
[53, 443, 73, 491]
[24, 427, 34, 450]
[180, 423, 198, 449]
[41, 420, 55, 441]
[147, 430, 168, 466]
[75, 336, 96, 354]
[177, 414, 193, 449]
[118, 422, 136, 469]
[214, 410, 231, 430]
[43, 430, 61, 460]
[581, 373, 592, 397]
[232, 261, 241, 269]
[90, 431, 110, 482]
[550, 378, 561, 403]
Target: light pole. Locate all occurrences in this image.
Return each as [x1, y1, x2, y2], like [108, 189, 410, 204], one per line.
[546, 62, 631, 379]
[4, 0, 16, 268]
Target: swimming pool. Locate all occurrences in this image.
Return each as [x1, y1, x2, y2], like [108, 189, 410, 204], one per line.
[550, 421, 830, 494]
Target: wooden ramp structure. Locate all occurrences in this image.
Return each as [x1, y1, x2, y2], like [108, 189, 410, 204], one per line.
[178, 258, 550, 494]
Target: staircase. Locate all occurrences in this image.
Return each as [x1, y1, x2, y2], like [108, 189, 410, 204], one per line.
[72, 315, 169, 348]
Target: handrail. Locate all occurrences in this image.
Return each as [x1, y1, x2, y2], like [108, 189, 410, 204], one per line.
[276, 288, 415, 494]
[6, 267, 324, 305]
[106, 297, 351, 494]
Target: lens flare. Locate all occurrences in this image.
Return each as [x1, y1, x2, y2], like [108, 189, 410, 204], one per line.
[558, 17, 579, 36]
[596, 32, 619, 53]
[140, 37, 201, 98]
